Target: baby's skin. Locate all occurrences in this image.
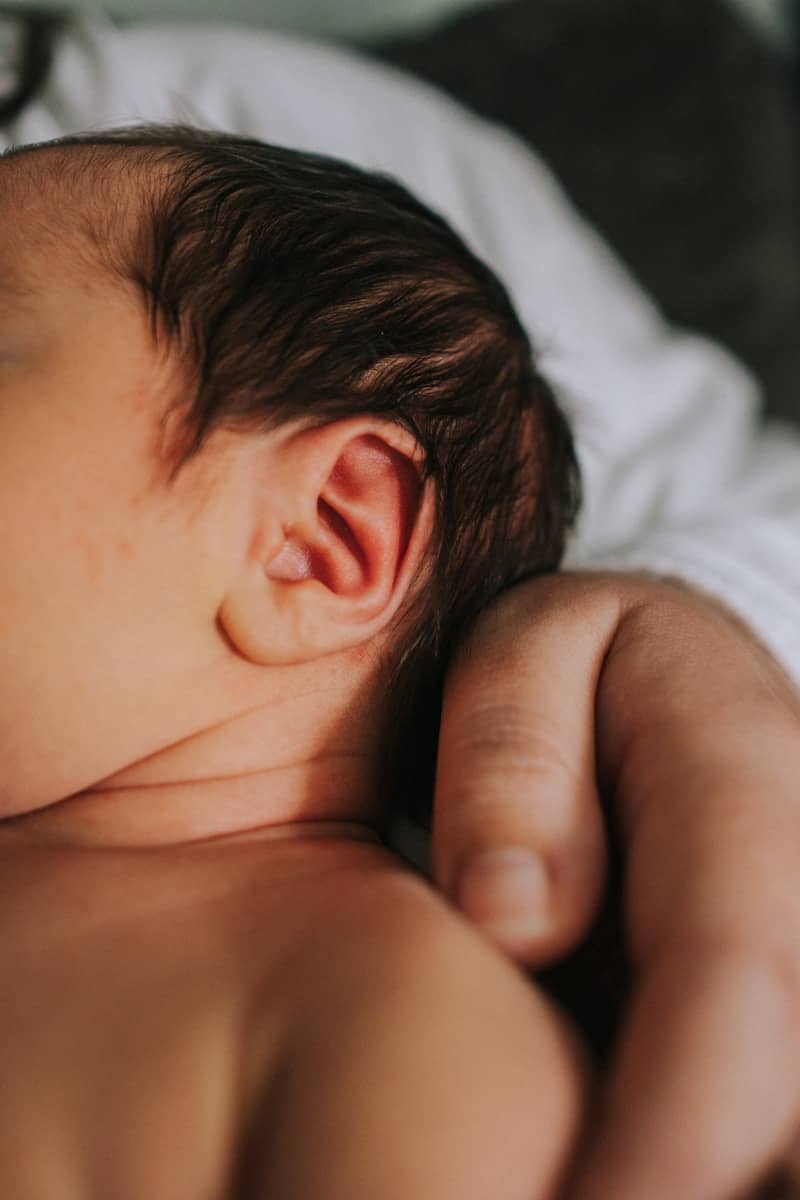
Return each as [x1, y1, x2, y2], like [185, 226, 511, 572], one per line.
[0, 820, 584, 1199]
[0, 138, 584, 1197]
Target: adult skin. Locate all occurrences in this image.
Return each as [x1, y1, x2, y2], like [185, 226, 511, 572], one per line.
[433, 569, 800, 1200]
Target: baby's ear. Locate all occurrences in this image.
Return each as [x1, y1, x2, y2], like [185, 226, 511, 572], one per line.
[218, 418, 434, 665]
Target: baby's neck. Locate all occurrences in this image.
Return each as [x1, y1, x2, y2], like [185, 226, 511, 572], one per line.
[7, 765, 382, 849]
[5, 697, 386, 850]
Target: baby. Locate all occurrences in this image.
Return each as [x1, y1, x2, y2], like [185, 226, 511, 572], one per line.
[0, 124, 585, 1198]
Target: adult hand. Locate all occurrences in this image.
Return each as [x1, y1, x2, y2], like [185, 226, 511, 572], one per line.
[433, 570, 800, 1199]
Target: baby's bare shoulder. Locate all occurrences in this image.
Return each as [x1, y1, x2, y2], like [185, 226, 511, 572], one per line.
[0, 830, 583, 1198]
[241, 841, 585, 1200]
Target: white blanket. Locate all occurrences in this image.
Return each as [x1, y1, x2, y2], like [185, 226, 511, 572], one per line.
[3, 11, 800, 689]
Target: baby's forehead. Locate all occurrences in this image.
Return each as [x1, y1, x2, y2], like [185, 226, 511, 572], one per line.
[0, 142, 167, 363]
[3, 140, 106, 211]
[1, 142, 150, 291]
[2, 138, 137, 187]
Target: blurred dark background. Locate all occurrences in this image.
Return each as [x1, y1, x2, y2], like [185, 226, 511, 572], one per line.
[375, 0, 800, 427]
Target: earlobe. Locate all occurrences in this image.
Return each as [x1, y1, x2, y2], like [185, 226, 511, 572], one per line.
[218, 421, 434, 667]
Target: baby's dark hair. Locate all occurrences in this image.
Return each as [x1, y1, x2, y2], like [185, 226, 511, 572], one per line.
[10, 123, 581, 825]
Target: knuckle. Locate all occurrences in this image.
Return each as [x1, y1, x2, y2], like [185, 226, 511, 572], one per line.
[435, 763, 571, 841]
[658, 928, 800, 1046]
[745, 935, 800, 1020]
[442, 704, 580, 786]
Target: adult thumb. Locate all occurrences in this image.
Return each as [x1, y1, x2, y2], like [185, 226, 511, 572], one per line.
[432, 574, 618, 966]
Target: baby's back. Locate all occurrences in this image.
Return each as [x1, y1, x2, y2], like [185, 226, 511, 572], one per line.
[0, 826, 582, 1199]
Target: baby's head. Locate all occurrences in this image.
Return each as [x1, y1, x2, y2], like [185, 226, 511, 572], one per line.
[0, 124, 579, 840]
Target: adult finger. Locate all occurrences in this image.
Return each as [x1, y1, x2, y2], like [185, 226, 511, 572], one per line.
[565, 590, 800, 1200]
[432, 574, 615, 966]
